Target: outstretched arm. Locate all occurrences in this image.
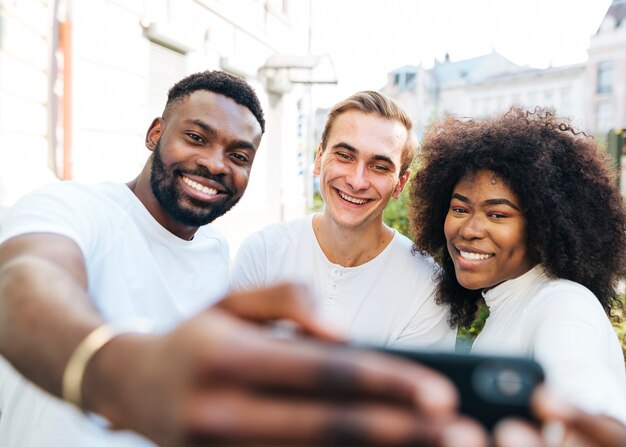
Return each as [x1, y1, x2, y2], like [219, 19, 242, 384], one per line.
[0, 233, 103, 396]
[0, 234, 487, 446]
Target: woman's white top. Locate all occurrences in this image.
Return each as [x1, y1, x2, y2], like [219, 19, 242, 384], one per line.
[472, 265, 626, 423]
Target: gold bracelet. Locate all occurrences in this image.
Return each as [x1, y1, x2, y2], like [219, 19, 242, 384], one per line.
[62, 321, 153, 409]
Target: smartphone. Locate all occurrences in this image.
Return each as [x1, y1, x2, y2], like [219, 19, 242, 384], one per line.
[379, 347, 545, 429]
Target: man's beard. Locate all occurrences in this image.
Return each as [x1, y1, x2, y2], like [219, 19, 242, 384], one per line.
[150, 141, 240, 227]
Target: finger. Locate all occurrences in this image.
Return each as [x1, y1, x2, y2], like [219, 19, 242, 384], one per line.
[532, 387, 626, 447]
[531, 386, 578, 423]
[493, 419, 545, 447]
[184, 387, 487, 447]
[568, 417, 626, 447]
[201, 319, 458, 417]
[215, 283, 344, 342]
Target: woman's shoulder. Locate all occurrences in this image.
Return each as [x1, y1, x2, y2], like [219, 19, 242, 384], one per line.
[532, 275, 596, 302]
[525, 274, 608, 324]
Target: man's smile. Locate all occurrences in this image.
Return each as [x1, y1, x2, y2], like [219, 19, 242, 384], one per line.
[336, 188, 370, 205]
[182, 176, 218, 195]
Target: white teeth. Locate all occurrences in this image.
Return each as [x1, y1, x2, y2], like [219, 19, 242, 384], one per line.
[338, 191, 367, 205]
[459, 250, 492, 261]
[182, 176, 217, 195]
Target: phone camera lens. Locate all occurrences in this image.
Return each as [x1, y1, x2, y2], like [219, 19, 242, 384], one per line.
[472, 361, 531, 403]
[495, 369, 523, 396]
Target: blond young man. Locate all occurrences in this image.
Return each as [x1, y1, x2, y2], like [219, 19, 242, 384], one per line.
[230, 91, 455, 349]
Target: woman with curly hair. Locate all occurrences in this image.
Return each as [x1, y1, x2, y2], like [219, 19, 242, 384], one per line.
[410, 107, 626, 443]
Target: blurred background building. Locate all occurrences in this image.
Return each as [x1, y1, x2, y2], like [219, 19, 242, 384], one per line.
[0, 0, 624, 247]
[0, 0, 335, 250]
[381, 0, 626, 192]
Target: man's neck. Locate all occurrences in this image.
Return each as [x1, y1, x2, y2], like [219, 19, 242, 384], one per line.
[312, 213, 394, 267]
[126, 174, 198, 241]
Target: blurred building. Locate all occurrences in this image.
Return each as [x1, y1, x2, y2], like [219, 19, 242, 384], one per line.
[383, 52, 586, 137]
[0, 0, 335, 250]
[587, 0, 626, 134]
[382, 0, 626, 139]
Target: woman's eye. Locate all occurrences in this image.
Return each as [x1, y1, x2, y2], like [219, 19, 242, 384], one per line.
[489, 213, 507, 219]
[451, 207, 468, 214]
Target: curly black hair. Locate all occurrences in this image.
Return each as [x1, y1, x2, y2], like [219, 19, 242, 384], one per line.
[163, 70, 265, 133]
[410, 107, 626, 328]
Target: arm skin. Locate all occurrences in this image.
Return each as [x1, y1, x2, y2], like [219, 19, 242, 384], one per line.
[494, 387, 626, 447]
[0, 233, 102, 396]
[0, 233, 488, 447]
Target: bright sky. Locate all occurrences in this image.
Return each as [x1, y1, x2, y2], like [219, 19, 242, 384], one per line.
[309, 0, 612, 107]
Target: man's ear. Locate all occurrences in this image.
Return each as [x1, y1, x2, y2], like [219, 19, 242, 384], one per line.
[313, 145, 323, 175]
[145, 118, 163, 151]
[393, 170, 410, 199]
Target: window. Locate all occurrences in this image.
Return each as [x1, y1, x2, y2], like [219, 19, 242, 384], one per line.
[405, 72, 416, 88]
[543, 91, 554, 108]
[392, 72, 416, 91]
[266, 0, 290, 18]
[148, 42, 186, 120]
[527, 91, 538, 108]
[597, 61, 613, 94]
[560, 88, 571, 115]
[596, 102, 613, 132]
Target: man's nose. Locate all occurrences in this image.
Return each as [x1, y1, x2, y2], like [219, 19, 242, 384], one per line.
[197, 148, 227, 175]
[345, 164, 370, 191]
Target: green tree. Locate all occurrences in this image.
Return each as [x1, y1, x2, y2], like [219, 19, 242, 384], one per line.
[612, 292, 626, 361]
[383, 183, 411, 236]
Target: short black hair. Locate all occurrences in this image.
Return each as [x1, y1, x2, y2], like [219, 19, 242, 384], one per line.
[410, 107, 626, 328]
[163, 70, 265, 133]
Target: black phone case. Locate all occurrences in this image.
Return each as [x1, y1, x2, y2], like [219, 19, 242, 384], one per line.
[381, 348, 545, 429]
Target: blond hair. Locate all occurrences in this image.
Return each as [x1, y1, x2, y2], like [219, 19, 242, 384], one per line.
[320, 91, 416, 175]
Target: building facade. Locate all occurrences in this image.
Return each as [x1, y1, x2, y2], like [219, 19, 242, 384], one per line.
[382, 0, 626, 192]
[0, 0, 326, 249]
[587, 0, 626, 134]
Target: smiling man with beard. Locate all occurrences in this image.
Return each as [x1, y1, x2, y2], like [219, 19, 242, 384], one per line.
[134, 77, 261, 240]
[149, 137, 239, 228]
[0, 72, 488, 447]
[0, 71, 263, 446]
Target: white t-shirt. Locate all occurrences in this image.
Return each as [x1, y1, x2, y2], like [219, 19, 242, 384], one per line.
[230, 215, 456, 350]
[472, 265, 626, 424]
[0, 181, 230, 447]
